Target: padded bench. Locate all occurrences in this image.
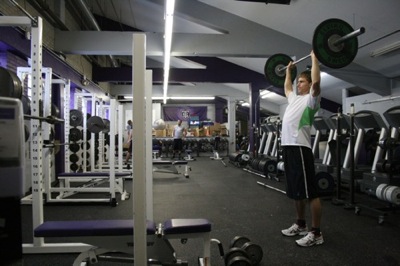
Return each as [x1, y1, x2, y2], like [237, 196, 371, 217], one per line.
[34, 219, 156, 237]
[33, 218, 212, 266]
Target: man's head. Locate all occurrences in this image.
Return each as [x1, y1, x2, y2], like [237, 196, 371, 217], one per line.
[177, 120, 182, 125]
[297, 71, 312, 95]
[127, 120, 132, 126]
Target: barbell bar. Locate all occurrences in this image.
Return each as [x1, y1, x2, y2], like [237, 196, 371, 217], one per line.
[24, 114, 64, 124]
[43, 140, 84, 148]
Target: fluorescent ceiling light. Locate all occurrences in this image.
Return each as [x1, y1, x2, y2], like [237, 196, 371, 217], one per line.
[122, 96, 214, 100]
[261, 91, 273, 99]
[152, 96, 215, 100]
[163, 0, 175, 104]
[370, 41, 400, 57]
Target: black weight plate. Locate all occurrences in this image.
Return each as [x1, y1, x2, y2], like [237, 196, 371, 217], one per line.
[242, 242, 263, 265]
[70, 163, 78, 172]
[230, 236, 251, 249]
[87, 116, 105, 134]
[313, 18, 358, 69]
[69, 154, 79, 163]
[316, 171, 334, 196]
[69, 143, 80, 153]
[102, 119, 111, 133]
[21, 95, 31, 115]
[227, 255, 252, 266]
[69, 127, 82, 141]
[0, 67, 22, 98]
[264, 53, 297, 88]
[266, 160, 277, 173]
[24, 124, 30, 142]
[224, 247, 250, 266]
[70, 109, 83, 127]
[259, 158, 268, 172]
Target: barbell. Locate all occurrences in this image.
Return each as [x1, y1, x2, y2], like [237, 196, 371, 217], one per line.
[264, 18, 366, 88]
[24, 114, 64, 124]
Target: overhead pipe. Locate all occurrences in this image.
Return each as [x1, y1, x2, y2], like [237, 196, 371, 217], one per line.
[72, 0, 119, 68]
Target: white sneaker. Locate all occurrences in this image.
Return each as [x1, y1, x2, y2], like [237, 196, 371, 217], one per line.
[281, 223, 308, 237]
[296, 232, 324, 247]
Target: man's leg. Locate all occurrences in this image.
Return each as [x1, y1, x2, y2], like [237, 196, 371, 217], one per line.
[295, 199, 306, 221]
[310, 197, 322, 229]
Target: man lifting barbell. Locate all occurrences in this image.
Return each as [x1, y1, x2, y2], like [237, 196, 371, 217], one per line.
[280, 51, 324, 247]
[265, 18, 366, 247]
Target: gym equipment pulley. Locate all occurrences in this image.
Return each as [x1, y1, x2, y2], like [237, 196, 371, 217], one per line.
[264, 18, 365, 88]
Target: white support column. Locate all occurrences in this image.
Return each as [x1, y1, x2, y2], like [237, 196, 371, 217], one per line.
[118, 104, 124, 172]
[145, 70, 153, 221]
[109, 99, 116, 198]
[42, 68, 53, 197]
[30, 16, 45, 247]
[132, 33, 147, 265]
[63, 80, 71, 173]
[227, 97, 236, 154]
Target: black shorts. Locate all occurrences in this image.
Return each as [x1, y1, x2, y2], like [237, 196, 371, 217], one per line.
[173, 138, 183, 151]
[282, 146, 319, 200]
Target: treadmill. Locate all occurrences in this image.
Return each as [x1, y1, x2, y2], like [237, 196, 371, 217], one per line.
[361, 106, 400, 192]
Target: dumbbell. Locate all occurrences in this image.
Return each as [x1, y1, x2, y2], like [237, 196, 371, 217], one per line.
[224, 247, 252, 266]
[229, 236, 263, 266]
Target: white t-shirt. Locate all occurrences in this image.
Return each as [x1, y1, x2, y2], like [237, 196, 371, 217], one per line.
[281, 90, 320, 148]
[173, 125, 185, 139]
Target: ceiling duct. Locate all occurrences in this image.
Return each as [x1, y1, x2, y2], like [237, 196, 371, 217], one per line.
[73, 0, 119, 67]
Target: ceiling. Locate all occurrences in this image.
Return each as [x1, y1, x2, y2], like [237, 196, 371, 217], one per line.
[59, 0, 400, 114]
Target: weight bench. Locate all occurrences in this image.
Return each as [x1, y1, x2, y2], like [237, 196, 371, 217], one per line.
[48, 172, 131, 206]
[153, 160, 191, 178]
[34, 218, 212, 266]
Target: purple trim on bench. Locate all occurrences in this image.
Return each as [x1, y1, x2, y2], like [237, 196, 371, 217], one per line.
[163, 219, 211, 235]
[58, 172, 132, 177]
[34, 220, 156, 237]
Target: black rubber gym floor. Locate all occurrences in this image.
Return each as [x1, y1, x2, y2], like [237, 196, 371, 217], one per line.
[9, 156, 400, 265]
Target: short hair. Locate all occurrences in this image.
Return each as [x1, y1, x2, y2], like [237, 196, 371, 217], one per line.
[299, 71, 312, 83]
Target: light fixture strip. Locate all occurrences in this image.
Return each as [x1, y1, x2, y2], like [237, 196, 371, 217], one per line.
[370, 40, 400, 57]
[152, 96, 215, 100]
[163, 0, 175, 104]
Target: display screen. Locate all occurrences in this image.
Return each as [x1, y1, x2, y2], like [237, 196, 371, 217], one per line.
[189, 116, 200, 127]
